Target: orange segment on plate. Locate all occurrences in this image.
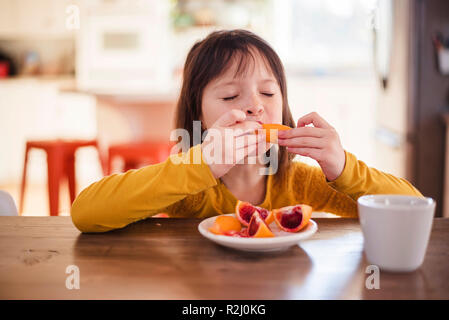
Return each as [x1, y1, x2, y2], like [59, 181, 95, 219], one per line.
[259, 123, 292, 143]
[208, 215, 242, 235]
[273, 204, 312, 232]
[248, 211, 275, 238]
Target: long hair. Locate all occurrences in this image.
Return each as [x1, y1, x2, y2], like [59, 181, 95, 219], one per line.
[175, 29, 295, 179]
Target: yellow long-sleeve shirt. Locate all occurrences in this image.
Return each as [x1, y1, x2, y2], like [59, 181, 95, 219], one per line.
[71, 144, 423, 233]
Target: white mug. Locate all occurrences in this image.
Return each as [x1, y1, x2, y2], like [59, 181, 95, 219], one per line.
[357, 195, 436, 272]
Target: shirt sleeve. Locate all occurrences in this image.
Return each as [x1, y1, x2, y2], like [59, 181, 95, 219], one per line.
[326, 150, 423, 201]
[70, 144, 217, 233]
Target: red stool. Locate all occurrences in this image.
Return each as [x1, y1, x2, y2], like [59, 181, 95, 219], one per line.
[107, 141, 173, 174]
[19, 139, 105, 216]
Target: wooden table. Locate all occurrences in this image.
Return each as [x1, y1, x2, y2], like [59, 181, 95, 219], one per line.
[0, 217, 448, 299]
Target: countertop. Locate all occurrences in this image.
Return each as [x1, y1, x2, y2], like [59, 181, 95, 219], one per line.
[0, 75, 180, 101]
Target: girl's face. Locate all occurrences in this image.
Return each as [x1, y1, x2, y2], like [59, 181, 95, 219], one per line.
[201, 51, 283, 129]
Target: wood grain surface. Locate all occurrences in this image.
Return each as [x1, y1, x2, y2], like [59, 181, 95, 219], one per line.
[0, 217, 448, 299]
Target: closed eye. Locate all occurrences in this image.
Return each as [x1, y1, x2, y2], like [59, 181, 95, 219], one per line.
[262, 93, 274, 97]
[223, 95, 238, 101]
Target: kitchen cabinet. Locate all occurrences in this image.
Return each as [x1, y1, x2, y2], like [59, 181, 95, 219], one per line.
[0, 77, 99, 185]
[0, 76, 177, 189]
[93, 94, 177, 150]
[0, 0, 75, 39]
[75, 0, 172, 94]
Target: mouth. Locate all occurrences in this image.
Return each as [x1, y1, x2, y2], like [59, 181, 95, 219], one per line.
[247, 119, 263, 125]
[245, 115, 263, 125]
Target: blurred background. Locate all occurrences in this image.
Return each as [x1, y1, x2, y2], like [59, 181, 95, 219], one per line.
[0, 0, 448, 217]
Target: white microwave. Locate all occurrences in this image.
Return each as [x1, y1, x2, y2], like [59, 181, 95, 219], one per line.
[76, 1, 172, 94]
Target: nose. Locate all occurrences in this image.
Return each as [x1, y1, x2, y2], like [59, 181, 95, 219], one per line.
[244, 94, 264, 118]
[241, 91, 264, 118]
[245, 104, 264, 116]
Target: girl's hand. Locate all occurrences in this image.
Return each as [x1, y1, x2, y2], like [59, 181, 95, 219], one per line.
[278, 112, 346, 181]
[201, 109, 266, 179]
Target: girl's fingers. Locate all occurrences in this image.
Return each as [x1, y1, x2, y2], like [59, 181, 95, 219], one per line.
[278, 136, 324, 149]
[278, 126, 326, 139]
[232, 126, 260, 138]
[231, 120, 262, 136]
[286, 147, 323, 161]
[234, 132, 265, 149]
[235, 144, 258, 164]
[215, 109, 247, 127]
[296, 112, 333, 129]
[234, 134, 268, 163]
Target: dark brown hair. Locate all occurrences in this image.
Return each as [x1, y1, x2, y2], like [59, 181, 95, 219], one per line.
[175, 29, 295, 179]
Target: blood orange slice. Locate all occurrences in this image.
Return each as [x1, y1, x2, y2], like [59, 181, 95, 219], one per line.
[247, 211, 275, 238]
[273, 204, 312, 232]
[257, 207, 274, 225]
[223, 228, 250, 238]
[235, 200, 273, 226]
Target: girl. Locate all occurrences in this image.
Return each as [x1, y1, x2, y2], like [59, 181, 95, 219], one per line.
[71, 29, 422, 233]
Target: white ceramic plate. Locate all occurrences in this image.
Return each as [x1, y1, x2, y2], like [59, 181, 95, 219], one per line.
[198, 213, 318, 252]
